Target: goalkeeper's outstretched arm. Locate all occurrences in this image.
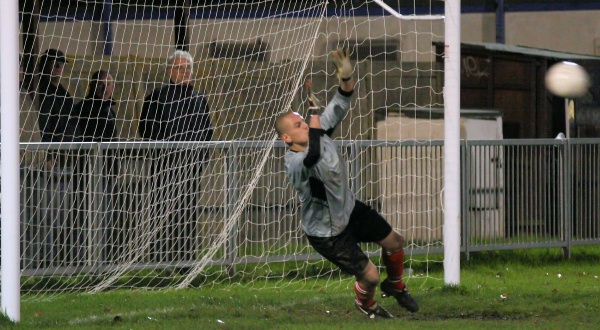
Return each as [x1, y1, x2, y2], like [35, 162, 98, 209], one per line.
[314, 48, 355, 134]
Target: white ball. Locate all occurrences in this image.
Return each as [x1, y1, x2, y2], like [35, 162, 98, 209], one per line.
[545, 61, 590, 98]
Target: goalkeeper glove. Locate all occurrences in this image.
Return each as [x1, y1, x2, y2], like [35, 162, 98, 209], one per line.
[305, 81, 324, 115]
[331, 48, 353, 81]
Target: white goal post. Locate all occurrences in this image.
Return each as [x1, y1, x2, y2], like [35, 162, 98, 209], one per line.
[2, 0, 460, 322]
[443, 0, 462, 286]
[374, 0, 461, 287]
[1, 0, 22, 322]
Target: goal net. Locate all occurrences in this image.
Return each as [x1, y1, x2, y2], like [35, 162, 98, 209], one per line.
[9, 0, 446, 297]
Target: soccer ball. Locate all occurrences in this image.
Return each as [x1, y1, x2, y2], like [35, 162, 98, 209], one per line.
[545, 61, 590, 98]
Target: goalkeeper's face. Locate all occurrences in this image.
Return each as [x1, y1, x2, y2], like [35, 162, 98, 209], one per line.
[280, 112, 309, 151]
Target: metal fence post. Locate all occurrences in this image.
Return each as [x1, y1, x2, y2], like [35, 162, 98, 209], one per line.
[350, 141, 359, 197]
[90, 143, 104, 270]
[563, 139, 572, 258]
[461, 140, 470, 261]
[226, 143, 239, 275]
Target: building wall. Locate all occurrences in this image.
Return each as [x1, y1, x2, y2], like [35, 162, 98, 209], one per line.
[507, 11, 600, 56]
[27, 11, 600, 60]
[16, 10, 600, 142]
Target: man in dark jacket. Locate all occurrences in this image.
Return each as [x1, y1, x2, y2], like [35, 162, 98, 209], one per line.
[36, 49, 85, 266]
[75, 70, 118, 142]
[139, 51, 213, 142]
[37, 48, 80, 143]
[138, 50, 214, 263]
[73, 70, 120, 261]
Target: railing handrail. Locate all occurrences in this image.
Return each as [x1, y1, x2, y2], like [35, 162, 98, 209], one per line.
[15, 138, 600, 151]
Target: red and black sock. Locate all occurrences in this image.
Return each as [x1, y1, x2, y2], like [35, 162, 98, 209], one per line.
[382, 249, 406, 291]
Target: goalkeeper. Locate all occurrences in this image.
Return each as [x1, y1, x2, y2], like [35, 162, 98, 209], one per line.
[275, 48, 419, 319]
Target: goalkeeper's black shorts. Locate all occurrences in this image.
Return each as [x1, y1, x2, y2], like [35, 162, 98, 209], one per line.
[306, 200, 393, 276]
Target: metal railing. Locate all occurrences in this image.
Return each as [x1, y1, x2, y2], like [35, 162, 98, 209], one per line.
[9, 138, 600, 275]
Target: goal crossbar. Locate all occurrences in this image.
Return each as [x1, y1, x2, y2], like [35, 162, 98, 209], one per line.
[372, 0, 445, 21]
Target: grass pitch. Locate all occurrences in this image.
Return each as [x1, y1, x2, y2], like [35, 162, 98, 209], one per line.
[2, 246, 599, 329]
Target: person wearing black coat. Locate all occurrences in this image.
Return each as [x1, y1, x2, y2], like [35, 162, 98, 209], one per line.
[72, 70, 121, 261]
[74, 70, 118, 142]
[138, 66, 213, 141]
[36, 49, 86, 266]
[37, 49, 81, 144]
[138, 50, 214, 263]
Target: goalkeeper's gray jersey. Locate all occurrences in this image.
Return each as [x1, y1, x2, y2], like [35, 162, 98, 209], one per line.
[284, 91, 355, 237]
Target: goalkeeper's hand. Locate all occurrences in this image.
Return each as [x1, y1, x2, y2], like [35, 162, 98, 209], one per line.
[330, 48, 353, 81]
[305, 81, 324, 115]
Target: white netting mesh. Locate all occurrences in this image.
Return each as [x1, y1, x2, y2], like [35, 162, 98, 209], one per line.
[8, 0, 446, 298]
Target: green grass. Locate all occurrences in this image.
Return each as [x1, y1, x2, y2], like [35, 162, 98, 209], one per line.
[2, 246, 600, 329]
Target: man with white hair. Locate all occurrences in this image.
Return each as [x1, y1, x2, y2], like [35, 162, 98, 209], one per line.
[139, 50, 214, 263]
[139, 50, 213, 141]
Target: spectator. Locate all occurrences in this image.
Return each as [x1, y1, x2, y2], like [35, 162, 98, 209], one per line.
[138, 50, 214, 262]
[37, 48, 81, 143]
[139, 50, 213, 142]
[73, 70, 120, 262]
[74, 70, 117, 142]
[36, 48, 85, 267]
